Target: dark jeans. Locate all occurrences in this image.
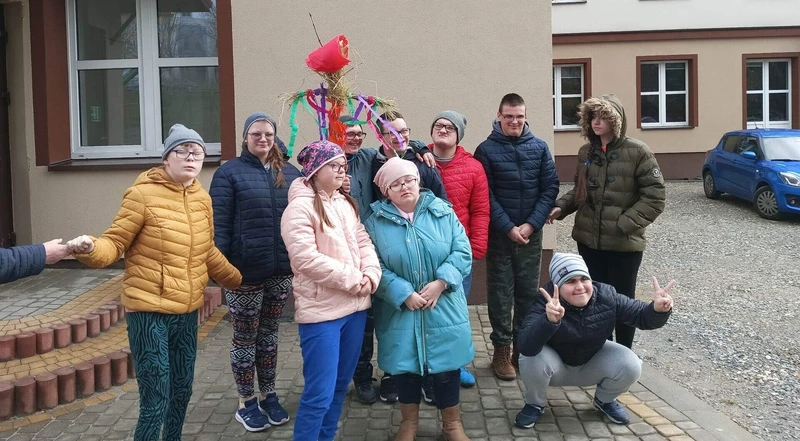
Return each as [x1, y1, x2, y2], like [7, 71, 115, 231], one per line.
[352, 306, 375, 383]
[577, 242, 644, 349]
[486, 231, 543, 346]
[395, 370, 460, 409]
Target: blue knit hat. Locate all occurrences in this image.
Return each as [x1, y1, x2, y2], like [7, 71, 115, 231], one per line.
[162, 124, 206, 160]
[242, 112, 277, 139]
[549, 253, 591, 287]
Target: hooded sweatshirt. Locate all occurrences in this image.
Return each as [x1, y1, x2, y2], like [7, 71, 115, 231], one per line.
[555, 94, 666, 252]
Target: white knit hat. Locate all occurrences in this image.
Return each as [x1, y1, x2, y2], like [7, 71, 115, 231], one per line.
[549, 253, 591, 287]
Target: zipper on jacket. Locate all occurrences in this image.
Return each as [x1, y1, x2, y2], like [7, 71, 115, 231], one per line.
[184, 187, 194, 314]
[515, 145, 524, 222]
[409, 210, 430, 375]
[264, 167, 278, 276]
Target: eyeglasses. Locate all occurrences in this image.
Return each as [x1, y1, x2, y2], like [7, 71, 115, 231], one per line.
[248, 132, 275, 140]
[382, 128, 411, 136]
[345, 132, 367, 140]
[389, 177, 419, 192]
[433, 123, 456, 133]
[173, 150, 206, 160]
[327, 162, 349, 173]
[501, 114, 526, 122]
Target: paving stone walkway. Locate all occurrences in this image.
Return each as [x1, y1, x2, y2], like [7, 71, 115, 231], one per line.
[0, 304, 759, 441]
[0, 270, 120, 321]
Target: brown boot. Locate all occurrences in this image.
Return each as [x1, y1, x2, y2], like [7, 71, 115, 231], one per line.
[511, 343, 520, 369]
[394, 403, 419, 441]
[440, 405, 470, 441]
[492, 344, 516, 381]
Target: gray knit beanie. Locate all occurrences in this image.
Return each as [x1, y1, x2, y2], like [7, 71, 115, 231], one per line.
[549, 253, 592, 288]
[243, 112, 277, 139]
[431, 110, 467, 144]
[162, 124, 206, 160]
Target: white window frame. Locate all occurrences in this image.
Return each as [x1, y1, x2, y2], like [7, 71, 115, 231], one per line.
[66, 0, 220, 159]
[553, 64, 584, 130]
[746, 59, 792, 129]
[640, 61, 689, 128]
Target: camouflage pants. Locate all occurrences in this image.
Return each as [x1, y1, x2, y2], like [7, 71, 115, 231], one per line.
[486, 230, 542, 346]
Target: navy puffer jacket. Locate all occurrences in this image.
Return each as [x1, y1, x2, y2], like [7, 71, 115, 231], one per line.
[0, 245, 46, 284]
[474, 121, 559, 235]
[518, 281, 670, 366]
[210, 141, 302, 285]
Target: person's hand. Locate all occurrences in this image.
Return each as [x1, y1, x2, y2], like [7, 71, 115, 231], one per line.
[404, 292, 428, 311]
[539, 285, 566, 324]
[357, 275, 372, 297]
[416, 152, 436, 168]
[507, 226, 529, 245]
[652, 276, 676, 312]
[342, 175, 352, 194]
[546, 207, 562, 224]
[67, 235, 94, 254]
[420, 280, 447, 310]
[43, 239, 70, 264]
[518, 223, 535, 240]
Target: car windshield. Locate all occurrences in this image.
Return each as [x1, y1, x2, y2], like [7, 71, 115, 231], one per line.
[762, 137, 800, 161]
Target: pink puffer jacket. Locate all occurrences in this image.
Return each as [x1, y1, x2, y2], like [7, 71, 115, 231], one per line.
[281, 179, 381, 324]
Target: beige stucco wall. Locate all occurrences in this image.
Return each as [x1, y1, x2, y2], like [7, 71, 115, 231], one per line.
[7, 0, 555, 250]
[230, 0, 555, 248]
[553, 36, 800, 157]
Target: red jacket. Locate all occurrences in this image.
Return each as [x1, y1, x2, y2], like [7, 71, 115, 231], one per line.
[433, 145, 490, 260]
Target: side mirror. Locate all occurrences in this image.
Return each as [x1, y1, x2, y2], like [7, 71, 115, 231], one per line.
[741, 151, 758, 160]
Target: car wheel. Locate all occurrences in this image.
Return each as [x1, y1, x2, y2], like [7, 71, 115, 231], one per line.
[703, 171, 721, 199]
[753, 186, 783, 220]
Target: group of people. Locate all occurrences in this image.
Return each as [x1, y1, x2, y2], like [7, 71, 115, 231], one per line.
[0, 92, 677, 441]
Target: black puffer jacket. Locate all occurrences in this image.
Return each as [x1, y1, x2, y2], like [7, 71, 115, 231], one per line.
[209, 140, 302, 284]
[518, 281, 670, 366]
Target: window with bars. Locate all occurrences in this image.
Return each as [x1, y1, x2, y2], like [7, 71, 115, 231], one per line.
[67, 0, 220, 159]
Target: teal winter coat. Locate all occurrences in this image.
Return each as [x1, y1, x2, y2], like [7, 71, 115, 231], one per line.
[364, 190, 475, 376]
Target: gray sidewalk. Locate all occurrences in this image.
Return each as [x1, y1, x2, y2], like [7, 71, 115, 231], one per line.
[0, 303, 760, 441]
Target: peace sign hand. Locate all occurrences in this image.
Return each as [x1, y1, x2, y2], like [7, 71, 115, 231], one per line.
[539, 285, 566, 324]
[652, 276, 676, 313]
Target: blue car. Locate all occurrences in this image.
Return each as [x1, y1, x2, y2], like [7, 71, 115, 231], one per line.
[702, 129, 800, 220]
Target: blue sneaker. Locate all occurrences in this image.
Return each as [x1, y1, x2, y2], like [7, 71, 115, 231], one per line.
[459, 366, 476, 388]
[235, 398, 270, 432]
[259, 392, 290, 426]
[515, 404, 544, 429]
[593, 397, 630, 424]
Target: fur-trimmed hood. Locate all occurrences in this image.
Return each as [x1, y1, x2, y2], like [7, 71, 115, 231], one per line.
[578, 94, 627, 147]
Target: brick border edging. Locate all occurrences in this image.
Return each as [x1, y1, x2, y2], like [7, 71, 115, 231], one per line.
[0, 301, 125, 362]
[0, 288, 223, 421]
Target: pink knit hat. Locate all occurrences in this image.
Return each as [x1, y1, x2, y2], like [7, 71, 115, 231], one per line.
[297, 140, 345, 182]
[373, 157, 420, 196]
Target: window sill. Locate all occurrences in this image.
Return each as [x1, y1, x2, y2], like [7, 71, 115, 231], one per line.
[555, 127, 581, 132]
[553, 0, 587, 3]
[640, 125, 695, 130]
[48, 156, 222, 171]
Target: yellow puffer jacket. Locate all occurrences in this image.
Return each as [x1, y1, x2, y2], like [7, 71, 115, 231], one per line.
[76, 167, 242, 314]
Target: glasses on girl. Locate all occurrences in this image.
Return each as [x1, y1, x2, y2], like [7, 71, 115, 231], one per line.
[389, 177, 419, 192]
[327, 162, 349, 173]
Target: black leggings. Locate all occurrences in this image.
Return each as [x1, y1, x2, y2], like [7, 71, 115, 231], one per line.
[577, 243, 643, 349]
[394, 370, 460, 409]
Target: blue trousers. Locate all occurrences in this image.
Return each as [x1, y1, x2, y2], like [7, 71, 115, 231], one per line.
[462, 272, 473, 300]
[294, 310, 367, 441]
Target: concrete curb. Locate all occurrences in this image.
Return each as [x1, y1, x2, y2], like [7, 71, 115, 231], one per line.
[639, 363, 761, 441]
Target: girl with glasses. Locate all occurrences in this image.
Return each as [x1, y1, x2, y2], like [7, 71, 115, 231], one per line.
[281, 140, 381, 441]
[364, 157, 474, 441]
[209, 112, 302, 431]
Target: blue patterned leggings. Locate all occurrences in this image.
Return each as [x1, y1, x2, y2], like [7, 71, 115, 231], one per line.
[127, 310, 198, 441]
[225, 275, 292, 398]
